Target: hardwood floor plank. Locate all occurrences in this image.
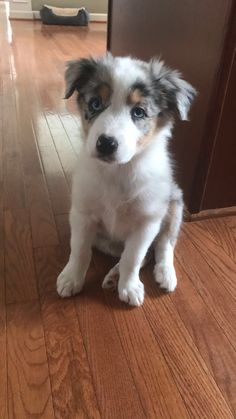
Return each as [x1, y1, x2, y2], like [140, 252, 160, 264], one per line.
[34, 246, 67, 297]
[34, 247, 101, 419]
[25, 175, 59, 248]
[38, 226, 145, 418]
[55, 214, 70, 245]
[41, 295, 101, 419]
[2, 76, 19, 153]
[4, 209, 38, 304]
[43, 113, 77, 187]
[2, 77, 26, 210]
[59, 114, 83, 156]
[39, 146, 71, 215]
[55, 148, 77, 187]
[201, 217, 236, 263]
[15, 96, 43, 177]
[0, 67, 7, 418]
[74, 260, 146, 419]
[185, 222, 236, 296]
[45, 112, 74, 151]
[33, 113, 55, 149]
[7, 302, 55, 418]
[173, 257, 236, 415]
[93, 252, 190, 419]
[142, 270, 234, 419]
[177, 225, 236, 350]
[0, 206, 7, 419]
[11, 81, 59, 247]
[0, 79, 3, 210]
[3, 151, 26, 210]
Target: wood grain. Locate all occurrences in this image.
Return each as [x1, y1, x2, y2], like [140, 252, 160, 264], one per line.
[34, 246, 68, 297]
[59, 114, 83, 156]
[200, 216, 236, 263]
[0, 79, 3, 210]
[93, 252, 190, 419]
[173, 257, 236, 415]
[33, 112, 55, 149]
[34, 247, 101, 419]
[43, 113, 78, 186]
[25, 175, 59, 248]
[55, 213, 70, 245]
[184, 222, 236, 299]
[15, 91, 43, 177]
[143, 269, 234, 419]
[74, 258, 146, 419]
[0, 61, 7, 419]
[4, 209, 38, 304]
[177, 225, 236, 350]
[7, 302, 55, 418]
[0, 207, 7, 419]
[45, 112, 75, 151]
[3, 151, 26, 210]
[2, 76, 26, 210]
[39, 146, 71, 215]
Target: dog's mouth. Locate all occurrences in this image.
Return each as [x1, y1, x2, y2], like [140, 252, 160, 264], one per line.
[96, 154, 116, 163]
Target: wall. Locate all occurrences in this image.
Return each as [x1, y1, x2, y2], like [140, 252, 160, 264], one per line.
[32, 0, 108, 13]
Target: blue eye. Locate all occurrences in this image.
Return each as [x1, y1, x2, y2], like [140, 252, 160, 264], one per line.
[131, 106, 147, 119]
[89, 96, 103, 113]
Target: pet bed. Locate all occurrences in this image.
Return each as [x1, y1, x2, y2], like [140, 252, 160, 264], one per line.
[40, 4, 89, 26]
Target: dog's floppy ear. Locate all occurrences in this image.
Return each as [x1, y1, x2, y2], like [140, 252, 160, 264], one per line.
[150, 59, 197, 120]
[64, 58, 97, 99]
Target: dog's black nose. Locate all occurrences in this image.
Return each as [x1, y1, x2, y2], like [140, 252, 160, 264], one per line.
[96, 135, 118, 157]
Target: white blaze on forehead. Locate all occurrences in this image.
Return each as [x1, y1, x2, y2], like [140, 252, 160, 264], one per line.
[110, 57, 148, 110]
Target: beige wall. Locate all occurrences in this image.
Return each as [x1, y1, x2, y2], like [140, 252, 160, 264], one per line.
[32, 0, 108, 13]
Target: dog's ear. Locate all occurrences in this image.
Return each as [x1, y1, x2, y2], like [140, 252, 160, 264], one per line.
[150, 59, 197, 120]
[64, 58, 97, 99]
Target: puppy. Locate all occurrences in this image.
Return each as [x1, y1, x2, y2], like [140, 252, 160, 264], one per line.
[57, 54, 196, 306]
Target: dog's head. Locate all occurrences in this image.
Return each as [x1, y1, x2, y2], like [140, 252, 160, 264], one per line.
[65, 54, 196, 164]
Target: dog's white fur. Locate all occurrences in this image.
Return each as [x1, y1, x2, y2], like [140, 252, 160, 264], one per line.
[57, 55, 195, 306]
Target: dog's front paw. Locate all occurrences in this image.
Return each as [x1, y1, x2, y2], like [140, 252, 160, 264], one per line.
[154, 262, 177, 292]
[57, 264, 84, 298]
[118, 279, 144, 306]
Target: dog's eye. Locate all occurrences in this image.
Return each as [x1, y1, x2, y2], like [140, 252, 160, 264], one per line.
[131, 106, 147, 120]
[89, 96, 103, 113]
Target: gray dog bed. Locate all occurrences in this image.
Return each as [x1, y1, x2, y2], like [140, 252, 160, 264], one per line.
[40, 4, 89, 26]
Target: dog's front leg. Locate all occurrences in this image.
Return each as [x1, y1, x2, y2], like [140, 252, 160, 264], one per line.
[57, 208, 97, 298]
[118, 220, 161, 306]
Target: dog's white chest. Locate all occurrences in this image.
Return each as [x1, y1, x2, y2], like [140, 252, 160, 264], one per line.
[100, 188, 143, 241]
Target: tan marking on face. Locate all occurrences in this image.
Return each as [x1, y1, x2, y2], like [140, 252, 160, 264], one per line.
[127, 88, 144, 105]
[98, 83, 111, 105]
[138, 116, 167, 149]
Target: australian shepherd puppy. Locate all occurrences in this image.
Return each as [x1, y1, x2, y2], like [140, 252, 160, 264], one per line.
[57, 54, 196, 306]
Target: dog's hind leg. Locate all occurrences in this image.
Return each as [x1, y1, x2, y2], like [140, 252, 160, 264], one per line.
[154, 185, 183, 292]
[102, 263, 119, 290]
[102, 251, 151, 290]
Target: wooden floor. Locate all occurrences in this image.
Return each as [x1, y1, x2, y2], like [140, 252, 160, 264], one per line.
[1, 2, 236, 418]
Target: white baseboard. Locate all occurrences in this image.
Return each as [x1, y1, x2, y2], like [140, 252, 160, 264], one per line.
[33, 11, 40, 19]
[90, 13, 107, 22]
[12, 10, 107, 22]
[10, 10, 34, 19]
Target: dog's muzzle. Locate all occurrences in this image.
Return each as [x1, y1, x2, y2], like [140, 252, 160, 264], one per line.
[96, 135, 118, 161]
